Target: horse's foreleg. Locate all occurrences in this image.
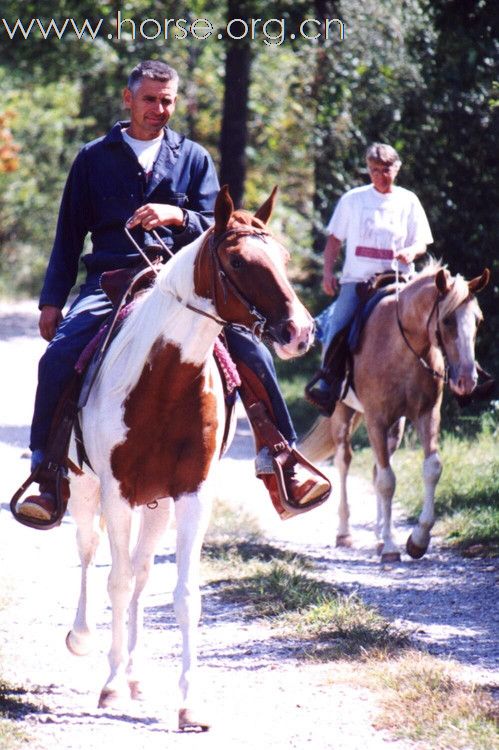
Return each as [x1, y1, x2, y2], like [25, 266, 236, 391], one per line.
[407, 451, 442, 558]
[66, 473, 102, 657]
[373, 417, 405, 551]
[367, 422, 400, 562]
[406, 409, 442, 559]
[126, 498, 173, 700]
[374, 463, 400, 562]
[173, 487, 212, 731]
[98, 495, 134, 709]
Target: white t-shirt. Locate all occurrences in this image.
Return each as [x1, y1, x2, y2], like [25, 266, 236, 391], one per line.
[326, 184, 433, 283]
[122, 130, 163, 181]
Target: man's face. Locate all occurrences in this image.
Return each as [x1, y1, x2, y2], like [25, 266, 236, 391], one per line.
[367, 159, 400, 194]
[123, 78, 178, 140]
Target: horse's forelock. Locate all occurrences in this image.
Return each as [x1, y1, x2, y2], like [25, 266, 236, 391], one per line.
[438, 273, 473, 319]
[230, 210, 268, 230]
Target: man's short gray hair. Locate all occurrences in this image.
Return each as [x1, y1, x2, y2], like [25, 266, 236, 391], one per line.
[127, 60, 179, 93]
[365, 143, 402, 167]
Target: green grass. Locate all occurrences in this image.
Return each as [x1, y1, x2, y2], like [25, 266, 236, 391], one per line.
[203, 544, 409, 660]
[365, 651, 499, 750]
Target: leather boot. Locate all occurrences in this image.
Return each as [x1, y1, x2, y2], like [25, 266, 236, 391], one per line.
[18, 482, 58, 522]
[304, 381, 339, 417]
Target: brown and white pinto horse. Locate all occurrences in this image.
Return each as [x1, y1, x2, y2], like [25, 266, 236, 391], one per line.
[65, 186, 314, 729]
[300, 262, 489, 562]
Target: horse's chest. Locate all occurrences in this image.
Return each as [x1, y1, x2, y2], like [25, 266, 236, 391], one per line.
[110, 344, 219, 505]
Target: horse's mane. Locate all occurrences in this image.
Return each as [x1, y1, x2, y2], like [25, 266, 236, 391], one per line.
[407, 258, 473, 318]
[96, 233, 209, 397]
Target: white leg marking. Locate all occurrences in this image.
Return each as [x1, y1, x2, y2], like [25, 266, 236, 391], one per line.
[334, 444, 351, 542]
[173, 488, 213, 711]
[411, 451, 442, 549]
[126, 498, 173, 696]
[98, 491, 134, 705]
[374, 464, 399, 556]
[67, 474, 102, 656]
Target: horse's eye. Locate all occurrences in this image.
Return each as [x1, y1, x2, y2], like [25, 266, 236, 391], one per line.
[230, 256, 244, 270]
[442, 317, 452, 326]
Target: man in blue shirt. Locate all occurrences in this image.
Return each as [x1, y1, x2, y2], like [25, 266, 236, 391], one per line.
[19, 60, 330, 523]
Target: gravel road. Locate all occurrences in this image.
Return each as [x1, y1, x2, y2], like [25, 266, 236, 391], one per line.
[0, 301, 497, 750]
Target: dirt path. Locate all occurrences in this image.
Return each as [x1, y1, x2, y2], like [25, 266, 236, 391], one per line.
[1, 302, 497, 750]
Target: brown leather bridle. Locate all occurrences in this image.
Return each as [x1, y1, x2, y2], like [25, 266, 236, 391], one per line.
[125, 220, 286, 341]
[169, 225, 278, 341]
[395, 288, 449, 383]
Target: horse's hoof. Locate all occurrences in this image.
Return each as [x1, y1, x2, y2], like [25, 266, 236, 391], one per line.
[380, 551, 401, 563]
[65, 630, 93, 657]
[98, 688, 120, 709]
[336, 534, 353, 548]
[128, 680, 144, 701]
[178, 707, 210, 732]
[406, 535, 428, 559]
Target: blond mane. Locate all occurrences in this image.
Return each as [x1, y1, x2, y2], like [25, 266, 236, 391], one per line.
[407, 258, 474, 319]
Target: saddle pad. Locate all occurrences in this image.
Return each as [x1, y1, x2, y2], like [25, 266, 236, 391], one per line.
[347, 289, 391, 352]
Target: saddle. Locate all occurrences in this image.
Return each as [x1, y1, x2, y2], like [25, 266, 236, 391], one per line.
[305, 272, 401, 417]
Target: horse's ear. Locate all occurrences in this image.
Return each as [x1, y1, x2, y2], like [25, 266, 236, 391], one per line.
[468, 268, 490, 295]
[214, 185, 234, 235]
[435, 268, 450, 294]
[254, 186, 278, 225]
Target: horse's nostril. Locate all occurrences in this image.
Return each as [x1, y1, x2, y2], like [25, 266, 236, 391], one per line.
[279, 320, 294, 344]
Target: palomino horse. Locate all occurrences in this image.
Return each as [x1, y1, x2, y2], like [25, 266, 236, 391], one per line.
[65, 186, 315, 730]
[300, 262, 489, 562]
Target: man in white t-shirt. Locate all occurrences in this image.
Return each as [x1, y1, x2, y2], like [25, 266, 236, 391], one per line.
[307, 142, 433, 415]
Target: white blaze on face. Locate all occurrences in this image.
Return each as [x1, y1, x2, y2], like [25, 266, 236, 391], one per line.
[246, 235, 314, 358]
[450, 304, 479, 394]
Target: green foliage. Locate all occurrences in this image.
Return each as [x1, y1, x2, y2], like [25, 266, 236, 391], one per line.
[0, 74, 91, 296]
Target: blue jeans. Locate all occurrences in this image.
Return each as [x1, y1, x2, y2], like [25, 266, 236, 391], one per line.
[224, 328, 296, 445]
[316, 282, 359, 355]
[30, 282, 112, 452]
[30, 286, 296, 451]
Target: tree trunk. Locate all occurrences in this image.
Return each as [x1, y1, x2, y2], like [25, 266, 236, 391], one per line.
[219, 1, 254, 207]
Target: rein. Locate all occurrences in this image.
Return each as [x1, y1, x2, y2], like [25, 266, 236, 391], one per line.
[395, 288, 449, 383]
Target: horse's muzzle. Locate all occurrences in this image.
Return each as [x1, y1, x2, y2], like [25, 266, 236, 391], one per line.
[449, 363, 478, 396]
[271, 318, 315, 358]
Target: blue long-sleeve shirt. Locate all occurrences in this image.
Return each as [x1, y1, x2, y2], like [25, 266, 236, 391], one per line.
[40, 121, 220, 309]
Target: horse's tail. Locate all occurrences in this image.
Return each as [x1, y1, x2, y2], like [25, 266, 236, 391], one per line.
[298, 416, 336, 463]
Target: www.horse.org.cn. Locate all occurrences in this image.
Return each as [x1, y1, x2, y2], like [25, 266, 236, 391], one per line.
[1, 14, 346, 45]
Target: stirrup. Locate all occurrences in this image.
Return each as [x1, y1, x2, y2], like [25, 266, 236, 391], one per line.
[10, 462, 68, 531]
[271, 447, 331, 515]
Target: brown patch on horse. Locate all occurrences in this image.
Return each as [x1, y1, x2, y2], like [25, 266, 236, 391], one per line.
[111, 341, 218, 506]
